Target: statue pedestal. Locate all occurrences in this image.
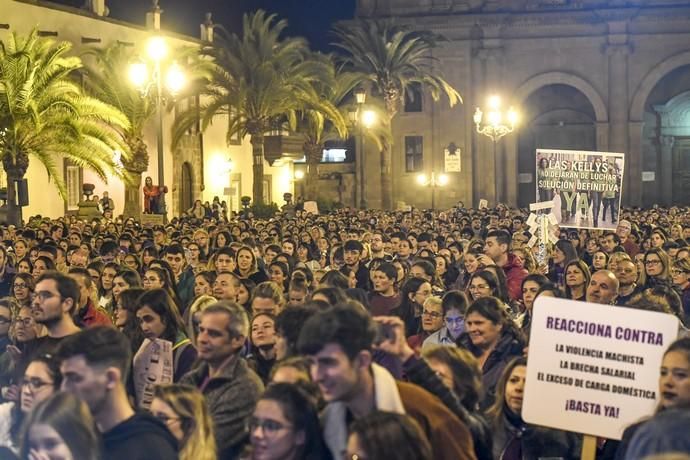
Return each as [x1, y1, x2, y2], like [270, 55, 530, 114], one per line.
[140, 213, 165, 226]
[77, 202, 102, 220]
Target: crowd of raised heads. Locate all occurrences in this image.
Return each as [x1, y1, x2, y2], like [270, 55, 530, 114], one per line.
[0, 203, 687, 460]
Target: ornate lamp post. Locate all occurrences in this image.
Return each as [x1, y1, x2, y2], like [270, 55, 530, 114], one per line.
[474, 95, 518, 204]
[416, 171, 449, 211]
[129, 36, 185, 219]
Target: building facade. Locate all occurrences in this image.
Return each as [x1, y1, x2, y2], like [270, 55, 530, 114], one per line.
[2, 0, 296, 220]
[358, 0, 690, 209]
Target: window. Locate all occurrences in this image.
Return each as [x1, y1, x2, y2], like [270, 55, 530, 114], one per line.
[405, 136, 424, 172]
[404, 83, 423, 113]
[66, 165, 81, 211]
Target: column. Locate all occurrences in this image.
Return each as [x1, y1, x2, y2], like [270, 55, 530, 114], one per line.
[477, 45, 503, 205]
[659, 135, 674, 206]
[605, 23, 632, 203]
[626, 121, 643, 206]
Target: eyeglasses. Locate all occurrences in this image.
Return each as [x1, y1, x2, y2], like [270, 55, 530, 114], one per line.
[645, 260, 661, 266]
[15, 316, 34, 327]
[31, 291, 61, 302]
[0, 317, 10, 325]
[422, 310, 442, 318]
[671, 269, 688, 275]
[246, 417, 292, 435]
[445, 316, 464, 325]
[20, 377, 53, 392]
[13, 283, 27, 289]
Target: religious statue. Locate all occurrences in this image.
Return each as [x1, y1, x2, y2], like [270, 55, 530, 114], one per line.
[143, 176, 166, 214]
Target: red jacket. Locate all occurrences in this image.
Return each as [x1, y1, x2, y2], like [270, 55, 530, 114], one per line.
[79, 299, 112, 327]
[502, 253, 528, 302]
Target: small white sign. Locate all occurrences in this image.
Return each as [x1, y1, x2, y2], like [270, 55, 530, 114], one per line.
[523, 298, 679, 440]
[478, 199, 488, 209]
[444, 147, 461, 172]
[642, 171, 655, 182]
[518, 173, 533, 183]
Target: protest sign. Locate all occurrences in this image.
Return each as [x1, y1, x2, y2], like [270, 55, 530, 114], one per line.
[133, 338, 174, 409]
[535, 149, 624, 230]
[523, 297, 679, 440]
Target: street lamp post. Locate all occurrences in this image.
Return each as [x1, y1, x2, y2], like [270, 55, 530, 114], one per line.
[474, 95, 518, 204]
[354, 88, 366, 209]
[129, 36, 185, 220]
[417, 172, 449, 211]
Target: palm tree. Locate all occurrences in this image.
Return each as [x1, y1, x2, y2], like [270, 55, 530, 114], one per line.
[332, 20, 462, 209]
[81, 43, 157, 218]
[298, 58, 390, 202]
[172, 10, 342, 205]
[0, 30, 129, 225]
[296, 54, 353, 201]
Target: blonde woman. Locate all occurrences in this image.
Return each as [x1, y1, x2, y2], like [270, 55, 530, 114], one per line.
[151, 384, 216, 460]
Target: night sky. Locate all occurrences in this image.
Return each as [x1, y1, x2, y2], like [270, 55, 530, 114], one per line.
[51, 0, 356, 51]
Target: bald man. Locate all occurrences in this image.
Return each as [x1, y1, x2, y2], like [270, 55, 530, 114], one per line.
[586, 269, 619, 305]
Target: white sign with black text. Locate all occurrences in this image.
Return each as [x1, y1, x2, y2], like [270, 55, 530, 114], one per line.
[523, 298, 679, 440]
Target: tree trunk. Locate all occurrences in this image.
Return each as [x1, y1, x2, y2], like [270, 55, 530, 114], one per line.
[304, 142, 322, 201]
[123, 171, 143, 218]
[3, 152, 29, 226]
[381, 141, 393, 210]
[251, 133, 265, 206]
[122, 136, 149, 219]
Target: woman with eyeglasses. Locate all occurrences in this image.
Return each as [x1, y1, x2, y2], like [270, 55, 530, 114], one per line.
[244, 382, 331, 460]
[466, 270, 501, 303]
[0, 353, 61, 453]
[671, 258, 690, 324]
[640, 247, 673, 290]
[150, 384, 216, 460]
[11, 274, 34, 309]
[422, 290, 468, 349]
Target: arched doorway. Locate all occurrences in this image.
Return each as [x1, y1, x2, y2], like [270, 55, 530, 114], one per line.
[180, 162, 193, 214]
[516, 84, 597, 207]
[640, 65, 690, 207]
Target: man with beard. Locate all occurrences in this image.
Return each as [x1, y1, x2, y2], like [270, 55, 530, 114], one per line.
[344, 239, 371, 291]
[58, 326, 178, 460]
[25, 271, 82, 361]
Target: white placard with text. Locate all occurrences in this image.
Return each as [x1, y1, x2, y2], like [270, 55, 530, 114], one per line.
[523, 297, 679, 440]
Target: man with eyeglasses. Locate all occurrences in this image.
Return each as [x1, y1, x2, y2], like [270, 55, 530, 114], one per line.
[17, 271, 82, 379]
[616, 219, 640, 257]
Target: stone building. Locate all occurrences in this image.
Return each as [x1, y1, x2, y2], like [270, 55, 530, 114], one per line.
[357, 0, 690, 209]
[1, 0, 296, 220]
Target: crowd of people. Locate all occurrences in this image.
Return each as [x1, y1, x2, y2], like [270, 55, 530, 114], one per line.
[0, 202, 687, 460]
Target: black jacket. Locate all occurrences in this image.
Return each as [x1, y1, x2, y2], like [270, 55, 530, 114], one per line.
[102, 412, 178, 460]
[491, 410, 580, 460]
[457, 329, 525, 410]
